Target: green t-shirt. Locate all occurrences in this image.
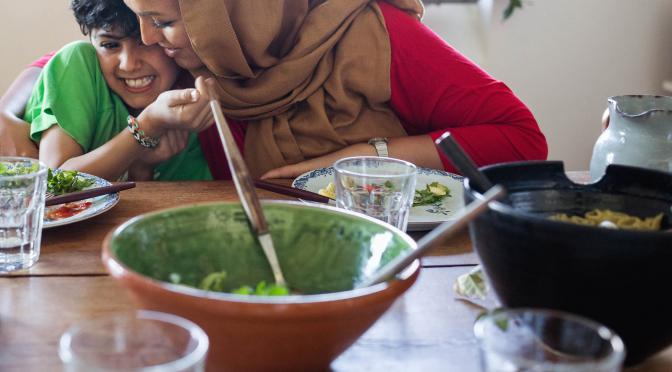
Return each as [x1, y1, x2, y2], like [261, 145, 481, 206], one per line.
[25, 41, 212, 181]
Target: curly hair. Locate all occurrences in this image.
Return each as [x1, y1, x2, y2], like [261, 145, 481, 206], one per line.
[70, 0, 140, 38]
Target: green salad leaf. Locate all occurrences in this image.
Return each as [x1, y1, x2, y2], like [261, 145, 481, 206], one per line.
[199, 271, 228, 292]
[413, 181, 451, 207]
[170, 271, 290, 296]
[231, 281, 290, 296]
[47, 169, 94, 195]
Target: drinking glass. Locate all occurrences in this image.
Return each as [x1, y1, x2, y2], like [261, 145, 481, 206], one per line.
[333, 156, 416, 231]
[474, 308, 625, 372]
[0, 157, 48, 272]
[59, 310, 209, 372]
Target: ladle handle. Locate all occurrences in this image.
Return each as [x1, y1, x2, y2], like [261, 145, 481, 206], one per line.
[436, 132, 494, 193]
[208, 90, 268, 234]
[357, 185, 506, 288]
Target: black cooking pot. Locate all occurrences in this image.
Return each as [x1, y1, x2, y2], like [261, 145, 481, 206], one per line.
[464, 161, 672, 365]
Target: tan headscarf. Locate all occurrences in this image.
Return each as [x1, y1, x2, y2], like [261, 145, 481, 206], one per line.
[178, 0, 424, 177]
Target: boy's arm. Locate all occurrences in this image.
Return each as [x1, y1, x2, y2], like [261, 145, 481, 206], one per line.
[0, 67, 41, 157]
[39, 124, 146, 181]
[34, 42, 207, 180]
[41, 98, 195, 181]
[41, 125, 191, 182]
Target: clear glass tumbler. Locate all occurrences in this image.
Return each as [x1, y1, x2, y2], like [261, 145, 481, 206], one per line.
[474, 308, 625, 372]
[333, 156, 417, 231]
[0, 157, 48, 272]
[59, 310, 209, 372]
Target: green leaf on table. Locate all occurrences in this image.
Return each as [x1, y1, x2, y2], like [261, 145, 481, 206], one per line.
[454, 265, 487, 300]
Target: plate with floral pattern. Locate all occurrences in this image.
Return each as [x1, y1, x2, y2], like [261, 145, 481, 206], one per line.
[293, 166, 464, 231]
[43, 172, 120, 229]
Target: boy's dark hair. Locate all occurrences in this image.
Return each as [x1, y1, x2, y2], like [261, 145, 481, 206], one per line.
[71, 0, 140, 38]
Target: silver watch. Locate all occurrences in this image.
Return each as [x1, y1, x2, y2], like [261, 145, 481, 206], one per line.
[368, 137, 389, 157]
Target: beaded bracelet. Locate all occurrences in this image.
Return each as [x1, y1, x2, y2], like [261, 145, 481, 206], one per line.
[127, 115, 160, 149]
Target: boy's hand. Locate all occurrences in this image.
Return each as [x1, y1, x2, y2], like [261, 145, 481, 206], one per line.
[128, 130, 190, 181]
[141, 130, 190, 166]
[0, 114, 38, 158]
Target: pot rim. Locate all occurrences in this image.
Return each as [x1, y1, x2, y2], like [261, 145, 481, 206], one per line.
[464, 180, 672, 238]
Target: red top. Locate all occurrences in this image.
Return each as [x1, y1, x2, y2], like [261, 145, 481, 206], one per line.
[31, 2, 547, 180]
[29, 52, 55, 68]
[197, 1, 547, 179]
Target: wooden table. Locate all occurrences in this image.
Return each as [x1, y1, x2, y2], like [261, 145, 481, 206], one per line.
[1, 180, 670, 371]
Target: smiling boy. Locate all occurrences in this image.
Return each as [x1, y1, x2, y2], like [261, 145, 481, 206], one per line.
[23, 0, 213, 181]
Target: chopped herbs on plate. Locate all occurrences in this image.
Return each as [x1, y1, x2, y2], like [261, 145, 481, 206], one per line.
[0, 162, 39, 176]
[1, 164, 95, 195]
[47, 169, 95, 195]
[413, 181, 451, 206]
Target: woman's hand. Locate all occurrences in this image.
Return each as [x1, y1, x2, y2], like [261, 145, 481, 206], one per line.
[0, 114, 38, 158]
[137, 77, 214, 136]
[260, 143, 376, 179]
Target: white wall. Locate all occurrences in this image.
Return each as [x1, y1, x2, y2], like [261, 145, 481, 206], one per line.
[424, 0, 672, 170]
[1, 0, 671, 171]
[0, 1, 82, 93]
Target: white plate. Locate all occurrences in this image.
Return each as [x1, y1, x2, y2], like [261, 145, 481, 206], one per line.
[292, 167, 464, 231]
[43, 172, 120, 229]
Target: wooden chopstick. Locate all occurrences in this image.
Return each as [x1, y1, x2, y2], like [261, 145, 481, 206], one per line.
[254, 180, 330, 204]
[45, 181, 136, 206]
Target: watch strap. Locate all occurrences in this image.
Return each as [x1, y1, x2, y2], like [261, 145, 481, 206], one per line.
[368, 138, 389, 157]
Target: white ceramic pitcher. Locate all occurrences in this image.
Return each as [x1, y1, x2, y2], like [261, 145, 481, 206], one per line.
[589, 95, 672, 181]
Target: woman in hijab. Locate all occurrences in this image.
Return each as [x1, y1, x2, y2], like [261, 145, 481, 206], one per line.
[125, 1, 549, 178]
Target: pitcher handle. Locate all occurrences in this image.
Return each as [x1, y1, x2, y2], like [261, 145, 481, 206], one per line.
[601, 107, 610, 130]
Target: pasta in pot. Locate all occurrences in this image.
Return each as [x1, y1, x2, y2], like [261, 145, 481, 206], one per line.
[549, 209, 664, 231]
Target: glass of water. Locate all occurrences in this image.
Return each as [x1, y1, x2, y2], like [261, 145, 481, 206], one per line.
[333, 156, 417, 231]
[59, 310, 209, 372]
[474, 308, 625, 372]
[0, 157, 48, 272]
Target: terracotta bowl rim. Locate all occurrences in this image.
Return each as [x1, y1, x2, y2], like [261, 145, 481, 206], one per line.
[102, 200, 419, 305]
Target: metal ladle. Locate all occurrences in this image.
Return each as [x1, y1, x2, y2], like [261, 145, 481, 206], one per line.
[358, 133, 504, 287]
[357, 185, 504, 288]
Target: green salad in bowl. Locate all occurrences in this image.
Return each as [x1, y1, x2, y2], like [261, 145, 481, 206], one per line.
[103, 200, 419, 371]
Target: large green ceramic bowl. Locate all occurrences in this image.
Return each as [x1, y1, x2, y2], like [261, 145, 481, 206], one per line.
[102, 201, 418, 372]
